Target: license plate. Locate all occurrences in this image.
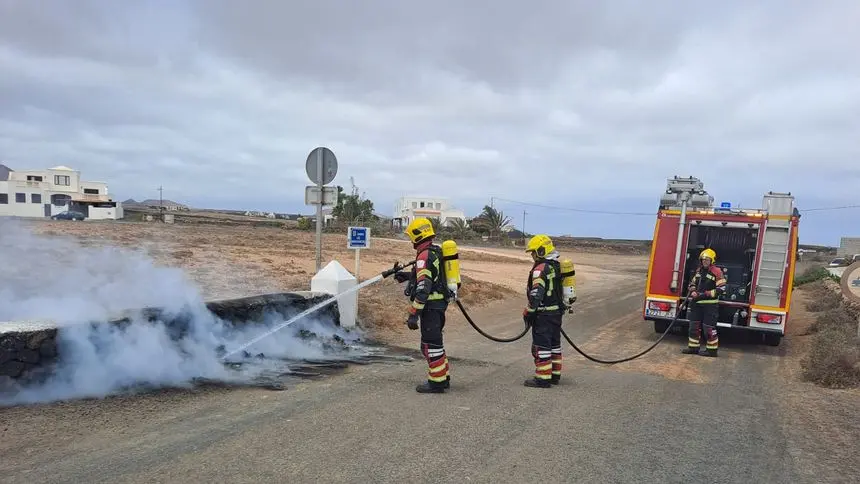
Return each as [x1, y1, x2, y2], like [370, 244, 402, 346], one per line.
[647, 309, 671, 318]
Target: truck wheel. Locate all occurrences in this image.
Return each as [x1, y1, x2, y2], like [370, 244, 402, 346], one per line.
[654, 320, 669, 333]
[763, 333, 781, 347]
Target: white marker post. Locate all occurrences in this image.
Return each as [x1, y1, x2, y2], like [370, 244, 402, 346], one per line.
[347, 226, 370, 322]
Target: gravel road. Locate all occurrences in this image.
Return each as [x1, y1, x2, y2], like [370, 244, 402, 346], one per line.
[1, 263, 857, 483]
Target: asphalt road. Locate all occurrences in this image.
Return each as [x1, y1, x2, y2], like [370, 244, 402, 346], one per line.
[1, 266, 857, 483]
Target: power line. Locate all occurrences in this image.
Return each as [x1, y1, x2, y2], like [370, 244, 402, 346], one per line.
[493, 196, 860, 216]
[799, 204, 860, 212]
[490, 196, 655, 216]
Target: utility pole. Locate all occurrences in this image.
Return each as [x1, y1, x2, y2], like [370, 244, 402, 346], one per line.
[490, 196, 494, 209]
[158, 185, 164, 222]
[522, 210, 527, 244]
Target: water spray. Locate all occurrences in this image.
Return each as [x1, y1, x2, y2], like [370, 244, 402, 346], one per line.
[221, 260, 415, 362]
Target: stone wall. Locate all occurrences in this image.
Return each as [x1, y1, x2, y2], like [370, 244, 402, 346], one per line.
[0, 292, 339, 385]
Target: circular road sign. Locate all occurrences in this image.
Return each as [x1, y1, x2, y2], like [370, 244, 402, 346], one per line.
[840, 261, 860, 304]
[306, 147, 338, 185]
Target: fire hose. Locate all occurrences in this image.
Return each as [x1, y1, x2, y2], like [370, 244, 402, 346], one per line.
[455, 299, 689, 364]
[384, 259, 688, 365]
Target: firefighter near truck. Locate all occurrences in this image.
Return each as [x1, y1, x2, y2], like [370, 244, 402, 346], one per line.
[643, 176, 800, 347]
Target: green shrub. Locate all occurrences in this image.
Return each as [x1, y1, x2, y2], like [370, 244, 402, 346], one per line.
[297, 217, 312, 230]
[794, 266, 830, 286]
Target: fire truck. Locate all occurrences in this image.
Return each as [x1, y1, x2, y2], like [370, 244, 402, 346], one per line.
[643, 176, 800, 346]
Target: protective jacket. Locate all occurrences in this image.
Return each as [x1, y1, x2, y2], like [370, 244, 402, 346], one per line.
[525, 257, 564, 316]
[688, 265, 727, 304]
[406, 241, 450, 313]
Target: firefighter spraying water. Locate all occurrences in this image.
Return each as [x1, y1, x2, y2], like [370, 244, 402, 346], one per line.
[392, 217, 462, 393]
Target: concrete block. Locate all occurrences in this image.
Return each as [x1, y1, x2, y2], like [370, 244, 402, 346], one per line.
[311, 260, 358, 328]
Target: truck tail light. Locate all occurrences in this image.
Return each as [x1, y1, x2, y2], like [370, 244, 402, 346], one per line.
[649, 301, 671, 312]
[756, 313, 782, 324]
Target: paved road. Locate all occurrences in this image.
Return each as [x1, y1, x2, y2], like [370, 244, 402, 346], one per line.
[1, 266, 856, 483]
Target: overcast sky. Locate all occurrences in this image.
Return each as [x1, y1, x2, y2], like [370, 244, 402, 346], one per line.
[1, 0, 858, 245]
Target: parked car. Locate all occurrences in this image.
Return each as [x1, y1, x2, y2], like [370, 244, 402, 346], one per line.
[829, 257, 846, 267]
[51, 210, 86, 221]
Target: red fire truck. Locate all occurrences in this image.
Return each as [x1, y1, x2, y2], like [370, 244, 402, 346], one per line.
[643, 176, 800, 346]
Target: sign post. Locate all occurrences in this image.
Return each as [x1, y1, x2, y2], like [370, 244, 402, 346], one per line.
[348, 226, 370, 322]
[839, 261, 860, 337]
[305, 147, 338, 272]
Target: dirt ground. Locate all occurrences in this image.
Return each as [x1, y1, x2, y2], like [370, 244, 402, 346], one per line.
[19, 219, 646, 340]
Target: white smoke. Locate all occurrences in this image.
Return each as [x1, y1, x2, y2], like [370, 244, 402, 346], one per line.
[0, 219, 362, 406]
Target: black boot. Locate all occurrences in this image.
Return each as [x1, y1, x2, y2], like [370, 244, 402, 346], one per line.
[443, 375, 450, 389]
[681, 346, 700, 355]
[700, 348, 718, 357]
[550, 374, 560, 385]
[524, 377, 552, 388]
[416, 380, 447, 393]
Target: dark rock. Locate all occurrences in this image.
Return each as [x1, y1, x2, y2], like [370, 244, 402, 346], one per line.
[39, 339, 57, 358]
[17, 349, 40, 364]
[0, 360, 25, 378]
[0, 335, 24, 352]
[26, 330, 53, 350]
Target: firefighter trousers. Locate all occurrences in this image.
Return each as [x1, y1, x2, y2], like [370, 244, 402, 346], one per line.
[419, 308, 449, 385]
[531, 312, 563, 381]
[688, 302, 719, 351]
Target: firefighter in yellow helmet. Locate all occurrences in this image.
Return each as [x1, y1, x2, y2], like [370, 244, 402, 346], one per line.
[522, 234, 566, 388]
[683, 248, 726, 357]
[392, 217, 453, 393]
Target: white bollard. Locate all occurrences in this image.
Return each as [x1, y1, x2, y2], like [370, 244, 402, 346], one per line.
[310, 260, 358, 328]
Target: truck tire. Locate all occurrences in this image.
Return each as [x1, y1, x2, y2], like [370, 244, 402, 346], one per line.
[763, 333, 782, 347]
[654, 320, 669, 333]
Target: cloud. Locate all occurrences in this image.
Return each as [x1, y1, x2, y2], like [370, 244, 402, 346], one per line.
[0, 0, 858, 242]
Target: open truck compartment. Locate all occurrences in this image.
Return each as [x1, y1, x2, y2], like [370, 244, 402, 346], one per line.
[682, 224, 757, 304]
[644, 176, 800, 346]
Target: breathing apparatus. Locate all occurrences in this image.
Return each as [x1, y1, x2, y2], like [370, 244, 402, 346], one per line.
[400, 217, 462, 302]
[559, 258, 577, 313]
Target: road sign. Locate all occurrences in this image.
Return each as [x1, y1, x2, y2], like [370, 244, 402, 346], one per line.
[348, 226, 370, 320]
[348, 226, 370, 249]
[720, 201, 731, 209]
[306, 146, 338, 272]
[840, 261, 860, 338]
[306, 147, 338, 185]
[305, 186, 339, 206]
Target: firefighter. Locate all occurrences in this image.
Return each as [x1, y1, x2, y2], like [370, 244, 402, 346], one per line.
[522, 234, 565, 388]
[393, 217, 452, 393]
[682, 248, 726, 357]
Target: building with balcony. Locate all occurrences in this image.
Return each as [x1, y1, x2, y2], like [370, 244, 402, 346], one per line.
[0, 163, 123, 220]
[393, 196, 466, 229]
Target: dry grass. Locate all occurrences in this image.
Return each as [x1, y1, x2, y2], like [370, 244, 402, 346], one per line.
[799, 281, 860, 388]
[804, 284, 844, 319]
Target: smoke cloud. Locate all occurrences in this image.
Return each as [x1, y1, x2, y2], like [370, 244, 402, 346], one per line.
[0, 219, 361, 406]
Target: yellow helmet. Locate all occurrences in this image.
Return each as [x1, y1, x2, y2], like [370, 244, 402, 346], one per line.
[405, 217, 435, 244]
[525, 234, 555, 258]
[700, 248, 716, 262]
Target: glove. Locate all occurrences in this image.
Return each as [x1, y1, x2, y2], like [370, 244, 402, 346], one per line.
[522, 308, 535, 327]
[406, 310, 419, 330]
[393, 271, 409, 283]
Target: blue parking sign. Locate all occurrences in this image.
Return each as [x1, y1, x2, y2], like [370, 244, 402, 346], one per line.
[348, 226, 370, 249]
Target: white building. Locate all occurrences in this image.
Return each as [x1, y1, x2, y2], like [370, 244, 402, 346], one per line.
[839, 237, 860, 257]
[0, 164, 123, 220]
[393, 196, 466, 228]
